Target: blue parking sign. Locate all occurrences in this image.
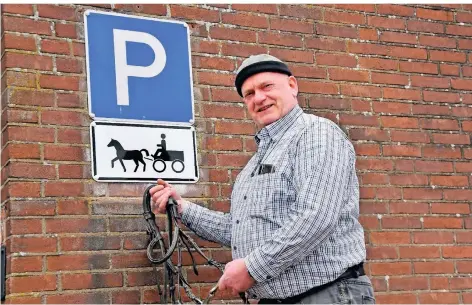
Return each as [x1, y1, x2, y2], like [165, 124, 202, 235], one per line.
[85, 10, 194, 124]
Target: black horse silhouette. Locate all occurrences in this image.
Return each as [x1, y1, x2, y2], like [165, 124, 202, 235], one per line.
[107, 139, 151, 172]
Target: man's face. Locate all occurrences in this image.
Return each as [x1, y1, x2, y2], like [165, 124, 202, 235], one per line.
[241, 72, 299, 128]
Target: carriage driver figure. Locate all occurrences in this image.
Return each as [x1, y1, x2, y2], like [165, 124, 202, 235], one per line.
[153, 133, 170, 160]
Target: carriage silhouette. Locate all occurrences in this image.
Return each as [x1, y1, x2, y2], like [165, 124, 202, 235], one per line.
[107, 138, 185, 173]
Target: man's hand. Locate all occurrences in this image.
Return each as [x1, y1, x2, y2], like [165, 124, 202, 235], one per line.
[218, 258, 255, 296]
[149, 179, 186, 214]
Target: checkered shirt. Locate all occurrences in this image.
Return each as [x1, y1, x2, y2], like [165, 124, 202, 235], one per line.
[182, 105, 366, 299]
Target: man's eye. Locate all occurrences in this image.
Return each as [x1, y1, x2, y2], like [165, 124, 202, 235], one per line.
[263, 84, 273, 89]
[245, 92, 254, 98]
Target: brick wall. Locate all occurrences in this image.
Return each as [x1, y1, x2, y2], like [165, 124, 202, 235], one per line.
[1, 4, 472, 304]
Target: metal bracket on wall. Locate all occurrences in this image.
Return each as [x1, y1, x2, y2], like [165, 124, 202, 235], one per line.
[1, 245, 5, 301]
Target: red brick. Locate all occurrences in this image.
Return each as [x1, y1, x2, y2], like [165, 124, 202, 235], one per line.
[5, 71, 36, 88]
[40, 75, 79, 90]
[37, 4, 77, 21]
[57, 92, 84, 108]
[419, 292, 459, 304]
[11, 256, 42, 273]
[46, 292, 108, 304]
[383, 145, 421, 157]
[201, 104, 245, 119]
[71, 42, 85, 56]
[4, 52, 53, 71]
[422, 146, 461, 159]
[408, 20, 444, 33]
[389, 46, 427, 60]
[308, 97, 350, 110]
[329, 68, 369, 82]
[370, 262, 411, 275]
[383, 88, 421, 100]
[359, 28, 378, 41]
[457, 261, 472, 273]
[376, 293, 416, 304]
[259, 31, 303, 47]
[370, 232, 410, 245]
[413, 231, 453, 244]
[419, 35, 456, 48]
[356, 159, 394, 171]
[59, 164, 87, 179]
[316, 24, 357, 38]
[325, 10, 365, 25]
[9, 162, 55, 179]
[40, 39, 70, 55]
[4, 109, 38, 124]
[45, 181, 84, 197]
[381, 116, 418, 129]
[390, 174, 428, 186]
[47, 254, 109, 271]
[46, 218, 105, 233]
[279, 5, 322, 20]
[367, 16, 405, 29]
[56, 58, 83, 73]
[450, 277, 472, 289]
[316, 53, 356, 67]
[307, 37, 346, 51]
[170, 5, 219, 22]
[348, 42, 388, 56]
[60, 236, 121, 251]
[452, 78, 472, 90]
[232, 4, 277, 14]
[417, 8, 454, 21]
[58, 199, 89, 215]
[58, 129, 87, 144]
[381, 31, 417, 44]
[41, 110, 85, 126]
[114, 4, 166, 15]
[9, 274, 56, 293]
[215, 121, 256, 135]
[399, 61, 437, 74]
[3, 33, 36, 51]
[444, 189, 472, 200]
[3, 15, 52, 35]
[432, 203, 470, 215]
[430, 50, 466, 63]
[55, 23, 77, 38]
[112, 291, 140, 304]
[432, 133, 470, 145]
[217, 154, 251, 167]
[411, 75, 450, 88]
[298, 80, 338, 95]
[270, 17, 313, 34]
[341, 85, 381, 98]
[291, 65, 326, 79]
[269, 48, 314, 63]
[11, 236, 57, 253]
[205, 136, 243, 151]
[412, 104, 450, 116]
[62, 273, 122, 290]
[423, 91, 460, 103]
[349, 128, 389, 141]
[420, 118, 459, 131]
[447, 25, 472, 36]
[366, 246, 398, 259]
[414, 261, 454, 274]
[2, 4, 34, 15]
[431, 175, 469, 187]
[339, 114, 378, 127]
[359, 57, 398, 70]
[389, 276, 429, 290]
[424, 217, 462, 229]
[403, 188, 442, 200]
[377, 4, 415, 16]
[399, 246, 440, 259]
[354, 144, 380, 156]
[8, 200, 55, 216]
[221, 12, 268, 29]
[390, 131, 429, 143]
[7, 181, 41, 197]
[44, 145, 84, 161]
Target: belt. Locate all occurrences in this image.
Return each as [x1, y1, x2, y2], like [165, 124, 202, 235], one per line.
[259, 262, 365, 304]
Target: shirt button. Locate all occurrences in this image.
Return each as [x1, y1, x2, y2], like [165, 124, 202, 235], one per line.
[250, 173, 254, 177]
[243, 195, 247, 200]
[266, 275, 272, 279]
[233, 246, 237, 250]
[236, 220, 240, 224]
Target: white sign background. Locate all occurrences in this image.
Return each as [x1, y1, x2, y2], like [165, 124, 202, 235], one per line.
[90, 121, 198, 183]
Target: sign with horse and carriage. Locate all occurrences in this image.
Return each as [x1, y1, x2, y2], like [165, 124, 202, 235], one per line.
[90, 121, 198, 182]
[85, 10, 198, 183]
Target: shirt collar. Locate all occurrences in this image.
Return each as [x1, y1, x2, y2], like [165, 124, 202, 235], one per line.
[255, 104, 303, 145]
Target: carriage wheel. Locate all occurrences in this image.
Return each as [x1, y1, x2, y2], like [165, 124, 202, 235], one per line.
[153, 159, 166, 173]
[171, 159, 185, 173]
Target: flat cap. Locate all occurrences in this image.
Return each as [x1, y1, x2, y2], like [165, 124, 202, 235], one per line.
[235, 54, 292, 97]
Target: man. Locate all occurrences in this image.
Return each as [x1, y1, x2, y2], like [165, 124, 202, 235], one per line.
[150, 54, 375, 304]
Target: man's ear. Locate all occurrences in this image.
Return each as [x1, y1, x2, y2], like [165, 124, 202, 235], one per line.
[288, 76, 298, 97]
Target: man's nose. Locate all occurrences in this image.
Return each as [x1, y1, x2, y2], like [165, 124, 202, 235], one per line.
[253, 90, 266, 104]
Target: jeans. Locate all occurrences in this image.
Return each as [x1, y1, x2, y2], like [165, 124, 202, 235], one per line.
[297, 275, 375, 304]
[259, 275, 375, 304]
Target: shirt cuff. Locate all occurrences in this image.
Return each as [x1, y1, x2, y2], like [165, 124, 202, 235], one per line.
[244, 249, 278, 283]
[180, 200, 204, 232]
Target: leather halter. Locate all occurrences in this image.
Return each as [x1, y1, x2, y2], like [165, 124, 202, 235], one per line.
[142, 185, 248, 304]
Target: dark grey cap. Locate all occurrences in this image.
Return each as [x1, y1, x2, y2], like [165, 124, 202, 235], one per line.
[235, 54, 292, 97]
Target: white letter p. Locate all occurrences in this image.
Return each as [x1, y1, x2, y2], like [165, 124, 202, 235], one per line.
[113, 29, 166, 106]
